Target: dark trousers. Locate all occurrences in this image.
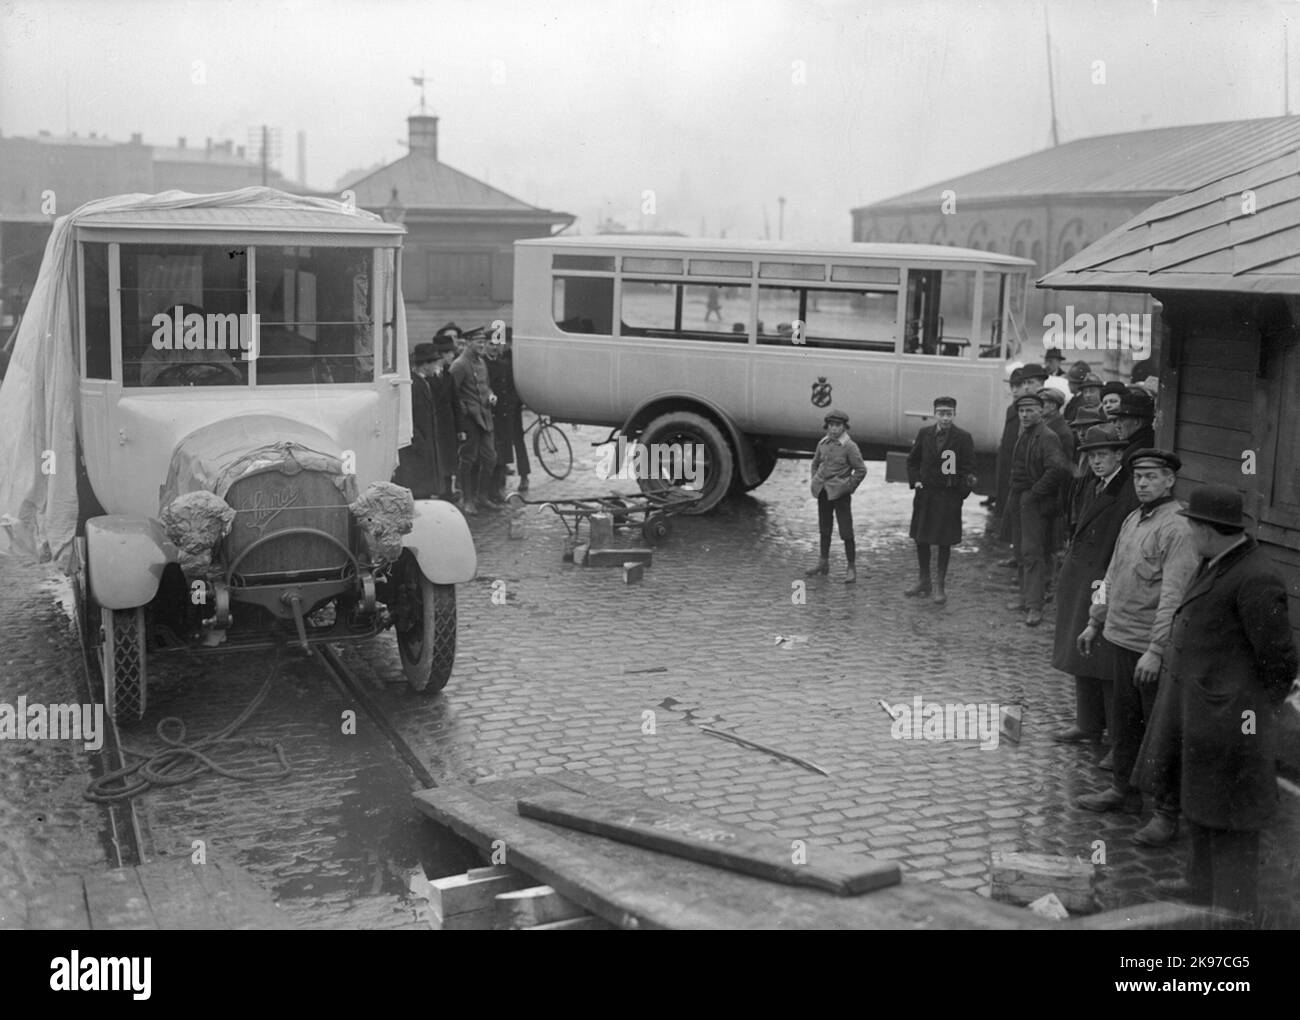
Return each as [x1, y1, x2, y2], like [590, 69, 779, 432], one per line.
[1109, 646, 1178, 817]
[1188, 822, 1259, 924]
[458, 420, 497, 502]
[511, 406, 531, 478]
[1075, 675, 1113, 737]
[1011, 495, 1050, 611]
[816, 491, 855, 563]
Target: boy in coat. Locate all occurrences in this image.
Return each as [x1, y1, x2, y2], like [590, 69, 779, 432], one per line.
[904, 396, 976, 605]
[1155, 485, 1298, 923]
[806, 409, 867, 584]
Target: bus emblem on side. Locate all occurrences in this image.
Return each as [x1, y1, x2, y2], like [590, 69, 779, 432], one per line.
[810, 376, 832, 408]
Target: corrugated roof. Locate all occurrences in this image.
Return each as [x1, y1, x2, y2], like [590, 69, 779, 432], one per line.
[858, 116, 1300, 210]
[344, 153, 564, 217]
[1039, 147, 1300, 295]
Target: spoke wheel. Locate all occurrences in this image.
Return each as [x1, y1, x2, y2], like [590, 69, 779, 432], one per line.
[395, 553, 456, 694]
[534, 422, 573, 480]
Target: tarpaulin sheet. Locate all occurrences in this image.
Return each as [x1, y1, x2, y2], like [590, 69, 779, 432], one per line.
[0, 187, 410, 571]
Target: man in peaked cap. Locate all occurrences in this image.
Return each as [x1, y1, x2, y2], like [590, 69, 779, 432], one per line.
[1076, 450, 1199, 843]
[993, 366, 1043, 543]
[1051, 424, 1131, 747]
[904, 396, 976, 605]
[1006, 391, 1071, 627]
[1151, 485, 1298, 922]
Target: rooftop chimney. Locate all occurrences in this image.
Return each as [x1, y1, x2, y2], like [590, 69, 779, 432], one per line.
[178, 136, 186, 149]
[130, 132, 142, 145]
[407, 115, 438, 160]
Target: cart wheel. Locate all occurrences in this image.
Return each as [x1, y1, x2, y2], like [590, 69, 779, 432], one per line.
[100, 606, 148, 723]
[394, 553, 456, 694]
[642, 512, 672, 545]
[606, 497, 631, 525]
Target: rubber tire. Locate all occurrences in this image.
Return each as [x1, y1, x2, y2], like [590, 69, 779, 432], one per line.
[642, 512, 672, 545]
[396, 555, 456, 694]
[533, 423, 573, 480]
[635, 411, 734, 514]
[101, 606, 147, 723]
[736, 440, 779, 493]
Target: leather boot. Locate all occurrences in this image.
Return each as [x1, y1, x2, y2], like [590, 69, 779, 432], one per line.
[843, 563, 857, 584]
[932, 577, 947, 605]
[1133, 813, 1179, 847]
[904, 574, 931, 597]
[805, 557, 829, 577]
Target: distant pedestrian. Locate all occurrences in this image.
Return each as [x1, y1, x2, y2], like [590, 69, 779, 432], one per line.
[705, 289, 723, 322]
[1151, 485, 1298, 925]
[806, 409, 867, 584]
[904, 396, 976, 605]
[1076, 449, 1199, 847]
[450, 326, 498, 514]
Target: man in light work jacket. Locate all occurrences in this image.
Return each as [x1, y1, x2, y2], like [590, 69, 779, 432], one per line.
[1154, 485, 1298, 924]
[1076, 450, 1199, 844]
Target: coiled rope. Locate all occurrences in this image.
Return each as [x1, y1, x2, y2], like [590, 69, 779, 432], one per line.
[85, 652, 291, 804]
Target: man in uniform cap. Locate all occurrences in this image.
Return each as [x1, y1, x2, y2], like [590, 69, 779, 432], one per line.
[904, 396, 976, 604]
[1006, 391, 1071, 626]
[450, 324, 498, 513]
[1051, 424, 1131, 746]
[806, 409, 867, 583]
[1076, 450, 1199, 844]
[1151, 485, 1298, 922]
[994, 366, 1045, 546]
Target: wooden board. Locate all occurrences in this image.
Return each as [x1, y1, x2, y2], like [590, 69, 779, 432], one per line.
[24, 874, 91, 931]
[83, 867, 154, 931]
[517, 789, 900, 895]
[412, 775, 1055, 930]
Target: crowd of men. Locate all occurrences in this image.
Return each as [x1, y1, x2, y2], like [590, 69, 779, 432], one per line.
[989, 352, 1298, 926]
[394, 323, 530, 515]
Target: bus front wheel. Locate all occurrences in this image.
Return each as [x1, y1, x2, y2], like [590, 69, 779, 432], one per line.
[637, 411, 734, 514]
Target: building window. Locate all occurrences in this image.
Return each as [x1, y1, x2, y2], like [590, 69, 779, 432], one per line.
[428, 251, 492, 302]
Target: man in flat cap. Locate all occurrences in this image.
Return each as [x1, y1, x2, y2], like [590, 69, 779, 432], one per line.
[904, 396, 976, 604]
[1062, 361, 1093, 422]
[807, 409, 867, 583]
[1152, 485, 1298, 923]
[1006, 390, 1071, 627]
[994, 366, 1045, 547]
[1051, 424, 1131, 746]
[1077, 450, 1198, 843]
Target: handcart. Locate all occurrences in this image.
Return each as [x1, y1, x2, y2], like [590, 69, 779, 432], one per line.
[506, 484, 701, 552]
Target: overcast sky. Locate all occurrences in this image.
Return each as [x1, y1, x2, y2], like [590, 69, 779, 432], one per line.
[1, 0, 1295, 238]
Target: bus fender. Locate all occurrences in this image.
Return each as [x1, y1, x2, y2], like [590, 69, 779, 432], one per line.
[622, 396, 761, 488]
[85, 515, 176, 610]
[401, 499, 477, 584]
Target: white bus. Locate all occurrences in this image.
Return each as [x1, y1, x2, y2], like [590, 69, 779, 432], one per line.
[512, 236, 1032, 511]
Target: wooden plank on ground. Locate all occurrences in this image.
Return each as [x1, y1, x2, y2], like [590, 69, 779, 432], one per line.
[494, 885, 588, 929]
[517, 788, 900, 895]
[83, 867, 154, 930]
[990, 851, 1095, 914]
[25, 875, 91, 930]
[524, 915, 618, 930]
[413, 778, 1054, 930]
[186, 860, 295, 930]
[429, 866, 533, 917]
[134, 857, 227, 930]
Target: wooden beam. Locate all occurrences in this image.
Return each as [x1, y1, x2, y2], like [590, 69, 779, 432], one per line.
[990, 851, 1095, 914]
[83, 867, 154, 930]
[517, 789, 900, 896]
[494, 885, 588, 929]
[428, 866, 533, 917]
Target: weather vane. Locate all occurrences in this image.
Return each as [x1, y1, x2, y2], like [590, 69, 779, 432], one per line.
[411, 71, 428, 114]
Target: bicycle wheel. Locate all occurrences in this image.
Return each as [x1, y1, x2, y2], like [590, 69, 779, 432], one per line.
[534, 421, 573, 480]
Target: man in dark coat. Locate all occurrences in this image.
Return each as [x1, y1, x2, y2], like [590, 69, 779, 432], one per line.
[1154, 485, 1298, 924]
[450, 326, 497, 514]
[486, 334, 529, 501]
[995, 366, 1045, 548]
[1115, 387, 1156, 461]
[1051, 425, 1130, 744]
[392, 343, 441, 498]
[904, 396, 976, 605]
[1006, 391, 1071, 627]
[425, 334, 465, 500]
[1061, 360, 1092, 422]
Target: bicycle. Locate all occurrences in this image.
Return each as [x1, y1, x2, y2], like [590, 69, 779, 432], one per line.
[522, 411, 573, 480]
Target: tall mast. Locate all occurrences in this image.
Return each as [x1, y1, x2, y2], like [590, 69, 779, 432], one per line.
[1044, 5, 1061, 147]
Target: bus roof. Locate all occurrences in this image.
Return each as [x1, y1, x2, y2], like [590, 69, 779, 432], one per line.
[72, 204, 405, 237]
[518, 234, 1034, 268]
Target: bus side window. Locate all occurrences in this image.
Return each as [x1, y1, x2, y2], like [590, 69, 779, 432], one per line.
[553, 276, 613, 334]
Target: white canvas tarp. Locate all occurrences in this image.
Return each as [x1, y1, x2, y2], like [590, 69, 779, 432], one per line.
[0, 187, 411, 571]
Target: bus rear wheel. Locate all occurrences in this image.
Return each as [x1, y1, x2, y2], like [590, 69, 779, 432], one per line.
[636, 411, 733, 514]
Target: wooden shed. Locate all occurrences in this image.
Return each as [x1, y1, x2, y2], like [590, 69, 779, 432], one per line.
[1040, 146, 1300, 646]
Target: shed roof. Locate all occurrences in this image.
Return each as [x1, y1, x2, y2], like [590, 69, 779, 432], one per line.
[856, 116, 1300, 211]
[1038, 147, 1300, 296]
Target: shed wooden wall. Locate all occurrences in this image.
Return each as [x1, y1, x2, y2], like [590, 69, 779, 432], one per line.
[1157, 293, 1300, 649]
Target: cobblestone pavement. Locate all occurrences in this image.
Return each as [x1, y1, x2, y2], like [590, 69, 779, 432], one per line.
[3, 422, 1299, 928]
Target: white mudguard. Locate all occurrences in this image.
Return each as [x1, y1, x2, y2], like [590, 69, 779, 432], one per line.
[401, 499, 477, 584]
[86, 515, 177, 610]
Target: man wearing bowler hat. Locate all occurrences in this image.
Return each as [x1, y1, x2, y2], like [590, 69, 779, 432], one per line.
[806, 409, 867, 584]
[1114, 387, 1156, 461]
[1006, 390, 1070, 627]
[1076, 450, 1198, 842]
[1151, 485, 1298, 922]
[904, 396, 976, 604]
[1051, 424, 1131, 746]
